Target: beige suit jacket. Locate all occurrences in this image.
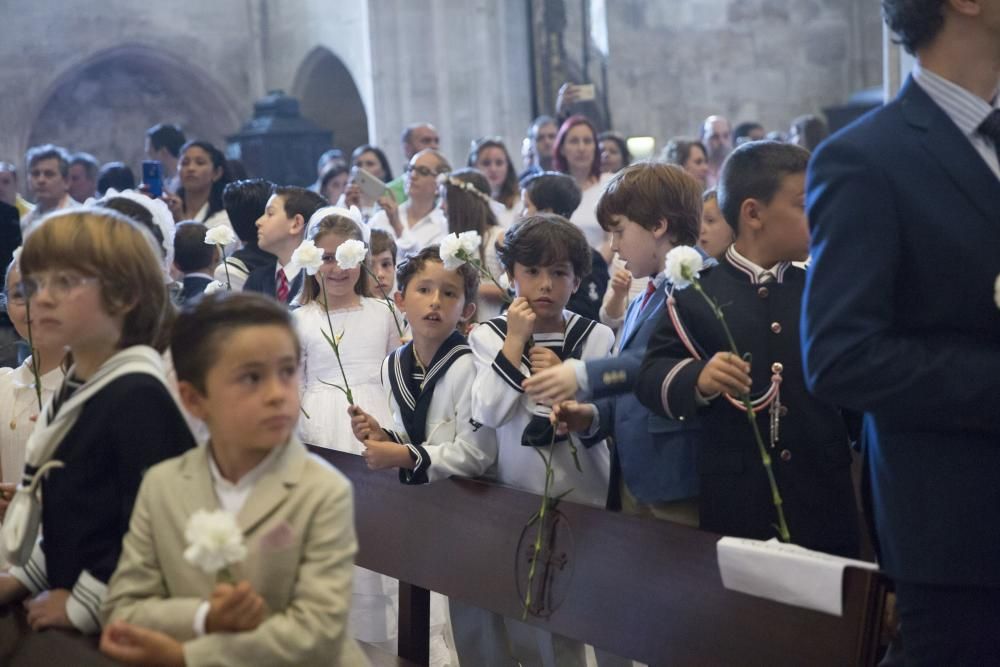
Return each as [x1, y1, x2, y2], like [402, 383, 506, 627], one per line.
[102, 439, 367, 666]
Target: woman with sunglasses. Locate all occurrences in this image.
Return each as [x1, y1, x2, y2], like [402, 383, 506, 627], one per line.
[369, 150, 452, 260]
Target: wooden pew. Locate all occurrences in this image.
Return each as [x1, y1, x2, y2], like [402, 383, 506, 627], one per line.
[316, 447, 889, 667]
[0, 448, 887, 666]
[0, 605, 116, 666]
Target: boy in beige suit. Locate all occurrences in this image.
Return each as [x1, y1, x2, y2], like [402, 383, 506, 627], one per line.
[100, 292, 365, 667]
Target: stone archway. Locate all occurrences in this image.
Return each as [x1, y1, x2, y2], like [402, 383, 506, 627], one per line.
[27, 45, 243, 174]
[292, 47, 369, 154]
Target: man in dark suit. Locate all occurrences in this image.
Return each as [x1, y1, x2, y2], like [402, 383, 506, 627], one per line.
[801, 1, 1000, 663]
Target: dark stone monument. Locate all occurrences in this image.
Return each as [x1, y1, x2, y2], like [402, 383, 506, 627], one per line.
[227, 90, 332, 187]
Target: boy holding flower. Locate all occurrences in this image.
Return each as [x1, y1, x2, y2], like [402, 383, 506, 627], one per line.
[525, 163, 707, 524]
[100, 292, 363, 667]
[633, 141, 860, 556]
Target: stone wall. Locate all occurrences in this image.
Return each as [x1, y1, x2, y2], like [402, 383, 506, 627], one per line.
[0, 0, 532, 187]
[0, 0, 880, 192]
[592, 0, 882, 146]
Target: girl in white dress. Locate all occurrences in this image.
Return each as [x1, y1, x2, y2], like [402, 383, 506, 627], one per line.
[0, 258, 65, 488]
[291, 212, 402, 652]
[439, 169, 507, 323]
[294, 214, 401, 452]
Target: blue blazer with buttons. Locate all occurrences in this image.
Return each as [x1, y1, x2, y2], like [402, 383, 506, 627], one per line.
[584, 279, 701, 505]
[636, 254, 860, 557]
[802, 77, 1000, 584]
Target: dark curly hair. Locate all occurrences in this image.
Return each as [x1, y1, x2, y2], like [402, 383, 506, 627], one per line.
[881, 0, 947, 54]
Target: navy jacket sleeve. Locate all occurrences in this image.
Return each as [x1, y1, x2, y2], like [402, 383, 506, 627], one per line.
[102, 377, 195, 581]
[635, 307, 707, 421]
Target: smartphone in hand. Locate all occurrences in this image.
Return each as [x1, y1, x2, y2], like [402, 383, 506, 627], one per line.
[352, 167, 387, 201]
[142, 160, 164, 198]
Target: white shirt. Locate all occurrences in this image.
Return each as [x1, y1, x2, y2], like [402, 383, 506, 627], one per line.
[570, 172, 613, 251]
[913, 63, 1000, 180]
[369, 202, 447, 259]
[19, 194, 79, 233]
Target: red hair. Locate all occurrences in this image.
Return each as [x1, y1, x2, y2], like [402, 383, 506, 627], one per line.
[552, 115, 601, 180]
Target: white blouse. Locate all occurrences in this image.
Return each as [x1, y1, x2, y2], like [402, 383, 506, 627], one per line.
[0, 358, 64, 484]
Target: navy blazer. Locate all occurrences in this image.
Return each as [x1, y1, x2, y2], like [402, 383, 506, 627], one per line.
[637, 258, 859, 557]
[802, 77, 1000, 584]
[179, 275, 212, 304]
[243, 261, 305, 306]
[584, 279, 700, 505]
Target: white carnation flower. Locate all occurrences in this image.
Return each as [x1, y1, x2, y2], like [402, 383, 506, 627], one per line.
[289, 240, 324, 276]
[335, 239, 368, 270]
[439, 234, 465, 271]
[457, 230, 481, 256]
[183, 509, 247, 576]
[203, 280, 227, 295]
[664, 246, 705, 290]
[204, 225, 237, 247]
[439, 232, 481, 271]
[995, 273, 1000, 311]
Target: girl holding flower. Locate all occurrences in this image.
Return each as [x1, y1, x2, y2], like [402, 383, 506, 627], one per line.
[293, 213, 400, 453]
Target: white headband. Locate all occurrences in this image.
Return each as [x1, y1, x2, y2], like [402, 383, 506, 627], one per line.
[307, 205, 369, 244]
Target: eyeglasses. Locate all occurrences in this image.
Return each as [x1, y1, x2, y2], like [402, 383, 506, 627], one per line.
[3, 288, 25, 307]
[405, 165, 444, 178]
[20, 272, 98, 300]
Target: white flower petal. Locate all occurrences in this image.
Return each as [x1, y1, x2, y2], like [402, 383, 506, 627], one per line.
[204, 225, 237, 247]
[664, 246, 705, 290]
[457, 230, 482, 257]
[289, 240, 324, 276]
[335, 239, 368, 270]
[203, 280, 226, 295]
[183, 509, 246, 575]
[439, 233, 469, 271]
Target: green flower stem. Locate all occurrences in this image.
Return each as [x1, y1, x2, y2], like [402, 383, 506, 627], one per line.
[217, 244, 232, 290]
[522, 439, 555, 619]
[689, 279, 792, 543]
[361, 264, 404, 338]
[24, 298, 43, 411]
[459, 250, 511, 305]
[320, 285, 354, 405]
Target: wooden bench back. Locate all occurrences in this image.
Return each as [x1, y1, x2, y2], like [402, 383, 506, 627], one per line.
[318, 448, 887, 666]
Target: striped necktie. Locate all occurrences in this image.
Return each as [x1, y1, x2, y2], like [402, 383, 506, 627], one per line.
[276, 270, 290, 303]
